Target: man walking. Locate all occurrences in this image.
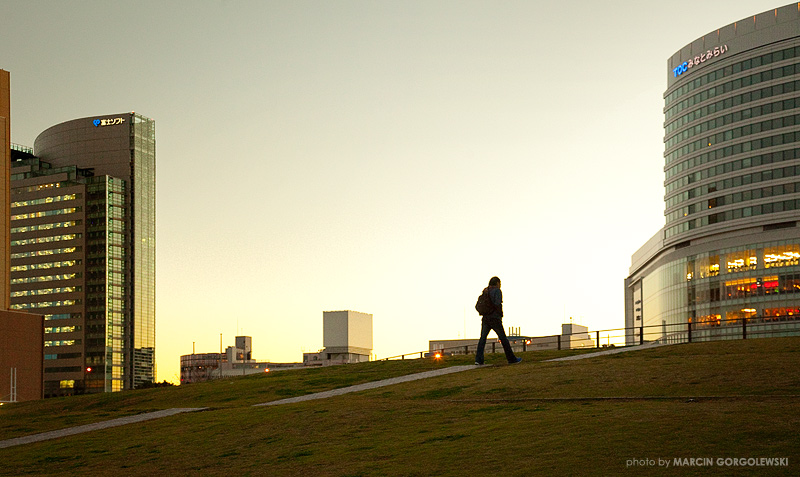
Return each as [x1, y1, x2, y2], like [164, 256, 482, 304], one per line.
[475, 276, 522, 365]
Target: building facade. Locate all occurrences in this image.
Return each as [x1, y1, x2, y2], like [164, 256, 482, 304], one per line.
[9, 112, 155, 396]
[180, 336, 302, 384]
[625, 4, 800, 345]
[303, 310, 373, 366]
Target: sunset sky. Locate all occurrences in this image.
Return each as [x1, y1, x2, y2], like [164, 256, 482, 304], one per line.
[1, 0, 785, 383]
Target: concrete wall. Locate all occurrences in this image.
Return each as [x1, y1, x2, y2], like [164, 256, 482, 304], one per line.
[323, 310, 373, 352]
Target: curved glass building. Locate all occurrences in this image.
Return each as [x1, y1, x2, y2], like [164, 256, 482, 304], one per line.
[625, 4, 800, 345]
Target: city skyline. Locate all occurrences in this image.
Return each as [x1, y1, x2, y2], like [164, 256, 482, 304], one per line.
[0, 0, 785, 384]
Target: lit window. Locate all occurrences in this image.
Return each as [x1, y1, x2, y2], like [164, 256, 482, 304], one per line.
[11, 194, 77, 208]
[11, 208, 78, 221]
[726, 250, 757, 273]
[764, 245, 800, 268]
[45, 340, 78, 347]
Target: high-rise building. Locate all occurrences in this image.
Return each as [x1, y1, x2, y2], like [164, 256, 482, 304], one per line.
[9, 112, 155, 396]
[625, 4, 800, 345]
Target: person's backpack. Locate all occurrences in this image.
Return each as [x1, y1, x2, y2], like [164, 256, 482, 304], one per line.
[475, 288, 496, 316]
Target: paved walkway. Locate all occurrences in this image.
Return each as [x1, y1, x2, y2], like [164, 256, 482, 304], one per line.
[253, 365, 478, 407]
[0, 407, 207, 449]
[253, 343, 672, 407]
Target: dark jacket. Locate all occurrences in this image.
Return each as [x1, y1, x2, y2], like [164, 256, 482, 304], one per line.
[484, 286, 503, 320]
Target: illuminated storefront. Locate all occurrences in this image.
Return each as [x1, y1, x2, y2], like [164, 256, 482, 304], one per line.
[625, 4, 800, 345]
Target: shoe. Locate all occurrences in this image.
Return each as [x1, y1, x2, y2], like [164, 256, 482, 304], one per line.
[509, 357, 522, 364]
[474, 362, 484, 366]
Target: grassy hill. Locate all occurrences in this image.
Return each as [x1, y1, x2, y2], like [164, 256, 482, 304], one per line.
[1, 338, 799, 476]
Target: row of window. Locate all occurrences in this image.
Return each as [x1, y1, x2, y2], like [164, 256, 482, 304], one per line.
[687, 244, 800, 279]
[11, 220, 79, 234]
[688, 277, 800, 304]
[667, 157, 800, 207]
[44, 339, 81, 347]
[11, 208, 79, 221]
[667, 147, 800, 206]
[639, 241, 800, 329]
[11, 234, 80, 247]
[44, 366, 82, 373]
[665, 198, 800, 239]
[44, 352, 82, 360]
[11, 287, 80, 297]
[667, 179, 800, 223]
[10, 247, 79, 260]
[665, 44, 800, 106]
[86, 284, 124, 293]
[666, 113, 800, 163]
[11, 194, 78, 209]
[10, 299, 79, 309]
[691, 309, 800, 328]
[86, 230, 119, 241]
[11, 273, 79, 285]
[666, 147, 799, 191]
[45, 326, 81, 334]
[11, 260, 79, 272]
[665, 96, 800, 149]
[11, 182, 64, 194]
[44, 313, 79, 321]
[667, 136, 800, 182]
[666, 79, 800, 136]
[666, 61, 800, 121]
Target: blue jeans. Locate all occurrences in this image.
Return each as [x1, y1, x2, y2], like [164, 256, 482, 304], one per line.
[475, 317, 518, 364]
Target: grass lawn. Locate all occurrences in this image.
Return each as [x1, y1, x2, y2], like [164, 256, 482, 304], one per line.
[1, 338, 799, 476]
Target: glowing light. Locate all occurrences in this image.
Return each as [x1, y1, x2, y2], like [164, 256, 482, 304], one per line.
[86, 367, 92, 373]
[264, 368, 270, 373]
[434, 353, 442, 359]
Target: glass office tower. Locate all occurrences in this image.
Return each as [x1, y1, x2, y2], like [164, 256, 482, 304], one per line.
[11, 112, 156, 393]
[625, 5, 800, 345]
[10, 153, 127, 395]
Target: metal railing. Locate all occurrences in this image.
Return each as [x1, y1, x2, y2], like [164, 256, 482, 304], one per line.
[380, 314, 800, 361]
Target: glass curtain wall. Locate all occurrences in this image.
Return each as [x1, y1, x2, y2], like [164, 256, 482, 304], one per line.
[641, 240, 800, 342]
[130, 114, 156, 387]
[85, 176, 125, 392]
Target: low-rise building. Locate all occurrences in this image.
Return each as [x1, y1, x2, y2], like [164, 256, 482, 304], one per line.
[180, 336, 302, 384]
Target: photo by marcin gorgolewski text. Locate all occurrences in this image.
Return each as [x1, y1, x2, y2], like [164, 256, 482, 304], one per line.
[626, 457, 789, 469]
